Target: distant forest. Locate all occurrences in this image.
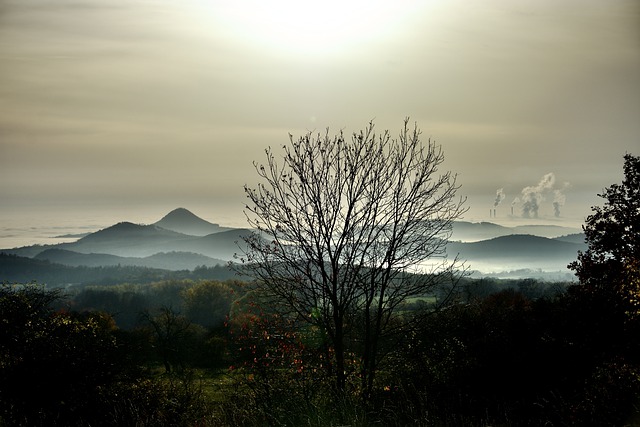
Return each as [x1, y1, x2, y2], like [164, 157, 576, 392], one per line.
[0, 252, 239, 286]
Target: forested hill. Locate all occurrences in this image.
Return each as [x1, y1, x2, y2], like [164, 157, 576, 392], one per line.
[0, 252, 237, 286]
[34, 248, 227, 271]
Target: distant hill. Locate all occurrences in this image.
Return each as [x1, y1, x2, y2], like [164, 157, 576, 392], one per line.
[511, 224, 583, 239]
[159, 228, 253, 261]
[78, 222, 188, 244]
[53, 232, 91, 239]
[447, 234, 587, 273]
[0, 208, 588, 281]
[34, 223, 252, 261]
[144, 251, 228, 270]
[0, 252, 237, 287]
[451, 221, 582, 242]
[2, 244, 56, 258]
[0, 252, 174, 286]
[1, 220, 252, 261]
[59, 222, 192, 258]
[553, 233, 586, 245]
[447, 234, 586, 260]
[35, 248, 227, 271]
[154, 208, 232, 236]
[35, 249, 125, 267]
[450, 221, 511, 241]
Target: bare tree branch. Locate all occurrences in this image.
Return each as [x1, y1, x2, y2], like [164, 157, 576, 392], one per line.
[239, 119, 467, 395]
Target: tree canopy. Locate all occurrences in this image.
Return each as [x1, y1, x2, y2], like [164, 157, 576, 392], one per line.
[570, 153, 640, 319]
[571, 154, 639, 281]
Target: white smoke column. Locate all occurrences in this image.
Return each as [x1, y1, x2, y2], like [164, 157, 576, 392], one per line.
[493, 188, 506, 207]
[520, 173, 555, 218]
[552, 190, 566, 217]
[511, 197, 520, 216]
[552, 182, 570, 217]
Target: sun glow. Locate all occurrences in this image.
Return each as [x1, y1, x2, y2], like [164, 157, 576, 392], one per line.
[206, 1, 422, 56]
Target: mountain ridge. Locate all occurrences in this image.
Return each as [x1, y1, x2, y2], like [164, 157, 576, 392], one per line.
[0, 209, 586, 278]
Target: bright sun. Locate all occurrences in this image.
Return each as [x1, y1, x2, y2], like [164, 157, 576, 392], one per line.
[206, 1, 422, 56]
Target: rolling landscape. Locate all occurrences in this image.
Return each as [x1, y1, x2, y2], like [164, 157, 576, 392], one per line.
[0, 207, 585, 286]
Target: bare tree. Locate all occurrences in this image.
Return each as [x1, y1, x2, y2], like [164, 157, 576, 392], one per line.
[141, 306, 196, 373]
[240, 119, 467, 396]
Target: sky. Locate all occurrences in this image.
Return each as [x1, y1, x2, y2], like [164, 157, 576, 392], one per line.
[1, 0, 638, 230]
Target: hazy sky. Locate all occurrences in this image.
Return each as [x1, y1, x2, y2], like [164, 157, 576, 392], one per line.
[1, 0, 638, 228]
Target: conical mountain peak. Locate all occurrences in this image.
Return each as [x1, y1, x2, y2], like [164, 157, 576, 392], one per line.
[154, 208, 225, 236]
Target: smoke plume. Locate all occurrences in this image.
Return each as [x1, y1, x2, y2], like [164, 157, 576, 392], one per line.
[552, 182, 570, 217]
[553, 190, 566, 217]
[493, 188, 505, 207]
[520, 173, 556, 218]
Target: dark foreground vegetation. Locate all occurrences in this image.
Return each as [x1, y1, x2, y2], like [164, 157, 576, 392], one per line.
[1, 272, 638, 426]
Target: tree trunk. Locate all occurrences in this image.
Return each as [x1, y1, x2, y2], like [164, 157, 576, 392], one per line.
[333, 314, 346, 393]
[361, 302, 373, 398]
